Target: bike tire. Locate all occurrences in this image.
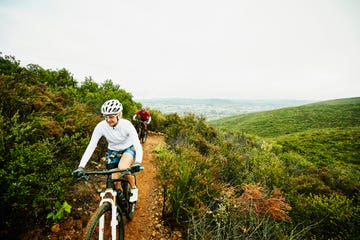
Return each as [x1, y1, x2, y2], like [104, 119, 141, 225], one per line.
[141, 130, 147, 143]
[136, 123, 142, 139]
[122, 181, 136, 220]
[84, 202, 124, 240]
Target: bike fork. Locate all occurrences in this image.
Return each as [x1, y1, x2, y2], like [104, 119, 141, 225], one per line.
[99, 190, 118, 240]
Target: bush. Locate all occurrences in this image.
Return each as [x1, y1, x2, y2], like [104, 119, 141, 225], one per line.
[0, 54, 144, 238]
[156, 115, 300, 239]
[156, 146, 220, 225]
[293, 193, 360, 239]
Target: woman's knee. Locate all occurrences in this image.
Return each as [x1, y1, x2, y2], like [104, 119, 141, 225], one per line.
[117, 153, 134, 169]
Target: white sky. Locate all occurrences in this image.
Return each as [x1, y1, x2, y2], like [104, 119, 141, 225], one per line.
[1, 0, 359, 100]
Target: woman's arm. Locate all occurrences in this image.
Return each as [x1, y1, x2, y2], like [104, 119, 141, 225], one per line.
[78, 123, 103, 168]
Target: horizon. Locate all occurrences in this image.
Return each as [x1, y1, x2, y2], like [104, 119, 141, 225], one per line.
[137, 97, 360, 120]
[135, 96, 359, 102]
[137, 97, 318, 120]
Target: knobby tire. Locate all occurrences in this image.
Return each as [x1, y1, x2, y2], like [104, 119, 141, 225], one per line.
[137, 124, 142, 140]
[141, 130, 147, 143]
[84, 202, 124, 240]
[136, 122, 147, 143]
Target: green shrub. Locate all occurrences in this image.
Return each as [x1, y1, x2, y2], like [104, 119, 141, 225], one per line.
[144, 108, 166, 132]
[293, 193, 360, 239]
[47, 201, 72, 221]
[156, 146, 220, 225]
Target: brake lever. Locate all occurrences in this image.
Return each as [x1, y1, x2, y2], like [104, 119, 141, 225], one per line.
[76, 174, 90, 181]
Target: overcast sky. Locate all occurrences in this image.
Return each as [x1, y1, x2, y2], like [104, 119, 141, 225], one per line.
[1, 0, 359, 100]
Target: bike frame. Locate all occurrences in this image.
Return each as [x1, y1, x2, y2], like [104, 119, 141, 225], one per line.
[136, 120, 144, 131]
[78, 166, 143, 240]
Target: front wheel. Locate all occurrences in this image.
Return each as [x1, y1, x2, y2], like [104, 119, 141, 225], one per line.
[141, 130, 147, 143]
[136, 124, 142, 139]
[84, 202, 124, 240]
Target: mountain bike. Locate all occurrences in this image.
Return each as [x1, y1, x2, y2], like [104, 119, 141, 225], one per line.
[74, 165, 144, 240]
[135, 120, 148, 143]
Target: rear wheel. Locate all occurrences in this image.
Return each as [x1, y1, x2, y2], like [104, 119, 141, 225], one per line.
[84, 202, 124, 240]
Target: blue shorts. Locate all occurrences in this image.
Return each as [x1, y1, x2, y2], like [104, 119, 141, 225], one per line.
[106, 146, 135, 169]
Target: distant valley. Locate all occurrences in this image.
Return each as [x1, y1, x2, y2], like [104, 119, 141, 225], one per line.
[137, 98, 315, 120]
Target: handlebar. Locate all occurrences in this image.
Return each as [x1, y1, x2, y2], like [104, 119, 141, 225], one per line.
[134, 119, 148, 123]
[85, 166, 144, 175]
[74, 165, 144, 181]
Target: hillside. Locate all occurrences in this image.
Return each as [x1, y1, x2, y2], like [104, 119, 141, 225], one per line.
[209, 96, 360, 190]
[205, 97, 360, 238]
[209, 97, 360, 138]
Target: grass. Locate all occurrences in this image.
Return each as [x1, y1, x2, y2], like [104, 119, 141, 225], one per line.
[209, 97, 360, 138]
[276, 126, 360, 167]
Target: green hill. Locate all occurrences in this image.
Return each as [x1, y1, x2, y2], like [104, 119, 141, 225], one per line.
[205, 97, 360, 238]
[277, 126, 360, 166]
[209, 97, 360, 138]
[210, 96, 360, 175]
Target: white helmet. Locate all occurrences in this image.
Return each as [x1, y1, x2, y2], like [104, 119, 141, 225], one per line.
[101, 99, 123, 115]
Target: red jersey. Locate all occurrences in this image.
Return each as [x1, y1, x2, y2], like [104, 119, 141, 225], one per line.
[135, 110, 151, 121]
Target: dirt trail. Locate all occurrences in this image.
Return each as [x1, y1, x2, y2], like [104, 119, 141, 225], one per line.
[21, 134, 181, 240]
[124, 133, 182, 239]
[124, 134, 167, 240]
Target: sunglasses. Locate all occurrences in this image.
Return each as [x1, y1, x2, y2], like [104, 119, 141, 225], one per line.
[103, 115, 117, 119]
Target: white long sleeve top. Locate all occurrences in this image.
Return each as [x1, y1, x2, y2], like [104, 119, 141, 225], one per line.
[79, 119, 143, 168]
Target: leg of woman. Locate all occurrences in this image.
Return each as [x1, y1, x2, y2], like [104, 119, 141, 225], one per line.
[118, 153, 138, 202]
[117, 153, 135, 188]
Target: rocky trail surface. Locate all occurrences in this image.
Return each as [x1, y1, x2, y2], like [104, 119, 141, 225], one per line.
[21, 134, 182, 240]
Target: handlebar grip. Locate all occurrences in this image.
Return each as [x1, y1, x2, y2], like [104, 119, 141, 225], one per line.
[130, 165, 144, 173]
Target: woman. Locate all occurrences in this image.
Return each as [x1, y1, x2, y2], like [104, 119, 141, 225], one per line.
[72, 99, 143, 202]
